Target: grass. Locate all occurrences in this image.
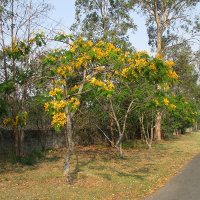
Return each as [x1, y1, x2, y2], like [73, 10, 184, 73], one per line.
[1, 131, 200, 200]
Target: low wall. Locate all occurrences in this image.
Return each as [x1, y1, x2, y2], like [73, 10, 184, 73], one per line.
[0, 129, 66, 155]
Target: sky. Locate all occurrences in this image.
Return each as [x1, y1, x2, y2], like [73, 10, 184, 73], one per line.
[46, 0, 151, 52]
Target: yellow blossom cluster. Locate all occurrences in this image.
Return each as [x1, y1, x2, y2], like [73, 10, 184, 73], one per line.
[163, 98, 169, 105]
[166, 61, 175, 67]
[71, 85, 79, 91]
[92, 47, 105, 59]
[67, 97, 80, 110]
[3, 116, 18, 126]
[163, 83, 170, 90]
[51, 100, 66, 111]
[167, 69, 179, 79]
[51, 112, 67, 127]
[70, 43, 78, 53]
[3, 43, 19, 53]
[193, 112, 198, 115]
[50, 56, 56, 61]
[149, 63, 157, 72]
[87, 77, 105, 87]
[155, 54, 164, 60]
[3, 118, 13, 126]
[97, 66, 105, 71]
[115, 70, 120, 75]
[3, 111, 27, 127]
[87, 40, 93, 47]
[169, 104, 176, 110]
[103, 80, 115, 91]
[73, 56, 90, 69]
[44, 102, 50, 111]
[38, 28, 45, 34]
[49, 87, 63, 96]
[29, 38, 35, 44]
[125, 51, 130, 57]
[45, 100, 66, 112]
[87, 77, 115, 91]
[57, 65, 72, 77]
[96, 40, 104, 46]
[52, 80, 66, 86]
[13, 116, 19, 126]
[135, 58, 147, 67]
[105, 43, 119, 54]
[121, 67, 130, 79]
[153, 99, 159, 105]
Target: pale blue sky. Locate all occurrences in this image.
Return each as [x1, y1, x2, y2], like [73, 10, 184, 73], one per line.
[46, 0, 151, 52]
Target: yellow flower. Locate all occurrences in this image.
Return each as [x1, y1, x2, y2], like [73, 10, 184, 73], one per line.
[169, 104, 176, 110]
[155, 53, 163, 60]
[87, 40, 93, 47]
[50, 56, 56, 61]
[149, 63, 157, 72]
[67, 97, 80, 110]
[153, 99, 159, 105]
[96, 40, 103, 46]
[3, 118, 13, 125]
[71, 85, 79, 91]
[51, 112, 67, 127]
[13, 116, 19, 126]
[49, 87, 63, 96]
[44, 103, 49, 111]
[51, 100, 66, 111]
[97, 66, 104, 71]
[166, 61, 175, 67]
[29, 38, 34, 44]
[163, 98, 169, 105]
[62, 30, 66, 36]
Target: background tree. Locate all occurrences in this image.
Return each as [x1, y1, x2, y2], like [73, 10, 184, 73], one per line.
[0, 0, 51, 156]
[138, 0, 199, 140]
[71, 0, 137, 51]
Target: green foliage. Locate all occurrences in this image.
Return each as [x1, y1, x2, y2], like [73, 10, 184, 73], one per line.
[72, 0, 136, 51]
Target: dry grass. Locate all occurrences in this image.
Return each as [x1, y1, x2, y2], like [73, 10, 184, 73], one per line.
[1, 131, 200, 200]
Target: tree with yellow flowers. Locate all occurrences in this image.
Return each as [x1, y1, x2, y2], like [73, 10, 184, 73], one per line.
[108, 51, 179, 150]
[42, 33, 124, 183]
[43, 31, 181, 183]
[1, 30, 46, 157]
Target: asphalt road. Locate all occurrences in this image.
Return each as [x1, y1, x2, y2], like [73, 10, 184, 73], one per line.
[144, 154, 200, 200]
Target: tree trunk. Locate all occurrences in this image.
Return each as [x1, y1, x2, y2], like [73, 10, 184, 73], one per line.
[119, 142, 123, 157]
[19, 87, 27, 157]
[157, 27, 162, 54]
[154, 111, 162, 140]
[63, 107, 74, 184]
[14, 124, 19, 157]
[19, 128, 25, 156]
[110, 116, 115, 147]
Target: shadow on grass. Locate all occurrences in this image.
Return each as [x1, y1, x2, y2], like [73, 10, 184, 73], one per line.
[44, 155, 61, 162]
[0, 149, 62, 174]
[97, 173, 112, 180]
[71, 153, 96, 183]
[117, 171, 144, 180]
[132, 167, 150, 174]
